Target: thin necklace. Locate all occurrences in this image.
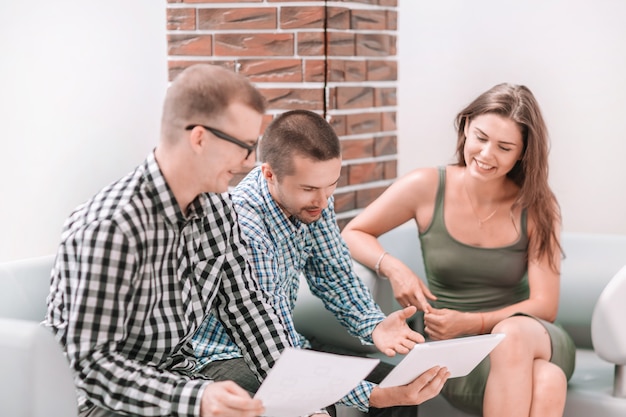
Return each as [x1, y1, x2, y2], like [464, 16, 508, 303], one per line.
[463, 173, 498, 228]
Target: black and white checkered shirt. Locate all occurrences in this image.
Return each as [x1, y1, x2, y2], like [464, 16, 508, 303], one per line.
[45, 151, 290, 417]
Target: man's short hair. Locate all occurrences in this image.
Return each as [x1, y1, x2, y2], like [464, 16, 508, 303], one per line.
[260, 110, 341, 178]
[161, 64, 266, 142]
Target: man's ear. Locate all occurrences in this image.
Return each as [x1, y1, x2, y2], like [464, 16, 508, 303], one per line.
[187, 126, 205, 154]
[260, 163, 276, 183]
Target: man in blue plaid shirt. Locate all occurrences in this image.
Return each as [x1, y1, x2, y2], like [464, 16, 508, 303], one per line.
[45, 64, 297, 417]
[193, 110, 450, 417]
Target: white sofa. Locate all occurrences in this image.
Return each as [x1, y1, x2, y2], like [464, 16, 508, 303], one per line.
[0, 255, 77, 417]
[1, 223, 625, 417]
[293, 222, 626, 417]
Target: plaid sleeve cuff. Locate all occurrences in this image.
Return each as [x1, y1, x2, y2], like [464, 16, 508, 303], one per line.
[354, 315, 385, 345]
[339, 380, 374, 412]
[172, 379, 213, 417]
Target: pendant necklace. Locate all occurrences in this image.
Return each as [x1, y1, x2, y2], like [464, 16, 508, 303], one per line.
[463, 173, 498, 228]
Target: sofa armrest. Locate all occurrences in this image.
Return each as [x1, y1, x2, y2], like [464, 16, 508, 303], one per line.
[0, 318, 77, 417]
[591, 264, 626, 397]
[0, 254, 56, 322]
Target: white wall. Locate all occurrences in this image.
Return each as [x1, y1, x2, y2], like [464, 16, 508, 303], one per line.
[2, 1, 624, 262]
[398, 0, 626, 235]
[0, 1, 167, 261]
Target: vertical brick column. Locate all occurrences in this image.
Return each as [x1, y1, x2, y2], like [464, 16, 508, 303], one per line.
[166, 0, 398, 227]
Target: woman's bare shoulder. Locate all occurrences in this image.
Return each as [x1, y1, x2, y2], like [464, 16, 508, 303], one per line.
[397, 166, 441, 189]
[383, 166, 442, 212]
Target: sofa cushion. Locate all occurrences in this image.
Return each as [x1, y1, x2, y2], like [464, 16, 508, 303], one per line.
[293, 261, 390, 354]
[0, 318, 77, 417]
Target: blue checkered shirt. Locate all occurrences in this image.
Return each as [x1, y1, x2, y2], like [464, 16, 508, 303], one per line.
[45, 153, 291, 417]
[192, 166, 385, 412]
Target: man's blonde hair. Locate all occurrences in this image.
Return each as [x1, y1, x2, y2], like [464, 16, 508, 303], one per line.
[160, 64, 266, 142]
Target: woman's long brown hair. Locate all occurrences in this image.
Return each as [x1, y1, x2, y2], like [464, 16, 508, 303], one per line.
[454, 83, 562, 271]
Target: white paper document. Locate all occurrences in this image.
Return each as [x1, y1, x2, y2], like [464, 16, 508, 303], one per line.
[254, 348, 379, 417]
[379, 333, 506, 388]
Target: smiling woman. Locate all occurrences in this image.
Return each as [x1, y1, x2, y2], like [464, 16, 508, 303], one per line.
[398, 2, 626, 237]
[342, 83, 576, 417]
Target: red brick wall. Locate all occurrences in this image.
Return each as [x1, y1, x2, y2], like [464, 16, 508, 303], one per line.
[166, 0, 398, 227]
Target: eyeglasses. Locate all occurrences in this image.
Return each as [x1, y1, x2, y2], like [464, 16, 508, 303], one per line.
[185, 124, 258, 159]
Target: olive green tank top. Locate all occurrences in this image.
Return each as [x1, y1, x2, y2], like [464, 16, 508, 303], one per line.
[418, 167, 529, 312]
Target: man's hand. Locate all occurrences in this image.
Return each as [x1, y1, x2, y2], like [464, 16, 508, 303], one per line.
[369, 366, 450, 408]
[372, 306, 424, 356]
[200, 381, 265, 417]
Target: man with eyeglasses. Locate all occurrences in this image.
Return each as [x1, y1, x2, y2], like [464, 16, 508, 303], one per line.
[185, 124, 258, 160]
[45, 64, 292, 417]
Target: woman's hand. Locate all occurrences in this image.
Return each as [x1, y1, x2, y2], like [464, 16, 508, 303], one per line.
[423, 308, 476, 340]
[383, 255, 436, 313]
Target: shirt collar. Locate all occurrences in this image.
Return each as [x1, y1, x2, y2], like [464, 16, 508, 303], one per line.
[143, 150, 210, 228]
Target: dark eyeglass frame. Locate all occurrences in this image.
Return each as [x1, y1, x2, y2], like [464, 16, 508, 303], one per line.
[185, 124, 257, 159]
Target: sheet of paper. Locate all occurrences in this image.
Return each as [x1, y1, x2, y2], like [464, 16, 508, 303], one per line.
[379, 333, 506, 388]
[254, 348, 379, 417]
